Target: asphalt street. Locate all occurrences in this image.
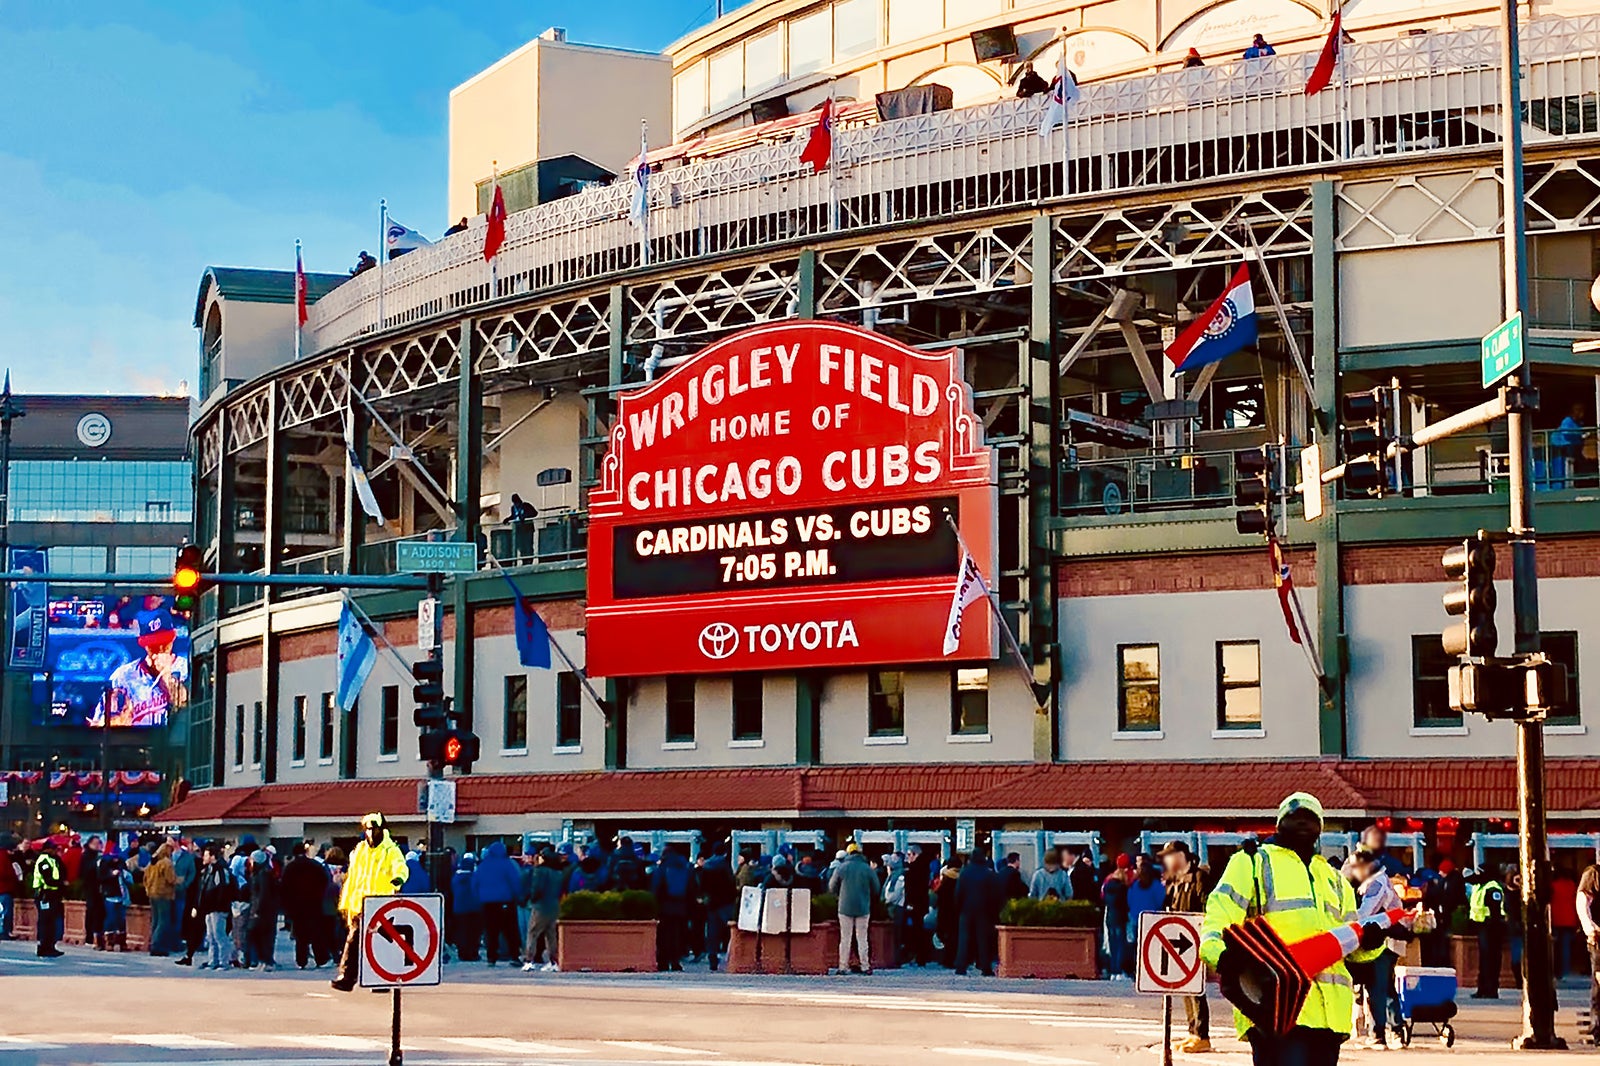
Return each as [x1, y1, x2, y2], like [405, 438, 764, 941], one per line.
[1, 937, 1594, 1065]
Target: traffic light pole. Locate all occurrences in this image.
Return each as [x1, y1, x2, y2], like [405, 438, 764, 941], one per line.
[1499, 0, 1561, 1048]
[424, 573, 447, 907]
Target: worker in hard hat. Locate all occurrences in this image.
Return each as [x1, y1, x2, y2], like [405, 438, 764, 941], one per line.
[1201, 792, 1388, 1063]
[331, 812, 409, 991]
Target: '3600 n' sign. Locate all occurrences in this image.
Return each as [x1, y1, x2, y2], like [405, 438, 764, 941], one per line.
[586, 320, 997, 676]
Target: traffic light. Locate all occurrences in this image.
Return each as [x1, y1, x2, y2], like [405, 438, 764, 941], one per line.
[411, 658, 445, 729]
[172, 544, 204, 616]
[1233, 445, 1274, 537]
[441, 728, 479, 771]
[1340, 388, 1389, 496]
[1441, 532, 1497, 659]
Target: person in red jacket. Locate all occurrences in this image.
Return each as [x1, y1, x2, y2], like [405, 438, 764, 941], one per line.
[0, 841, 21, 939]
[1552, 866, 1580, 980]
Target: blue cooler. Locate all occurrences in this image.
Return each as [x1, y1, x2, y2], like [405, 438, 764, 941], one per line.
[1396, 965, 1458, 1047]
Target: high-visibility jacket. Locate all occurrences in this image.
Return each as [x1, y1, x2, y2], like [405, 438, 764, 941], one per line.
[31, 853, 63, 898]
[1469, 881, 1505, 924]
[1201, 843, 1378, 1038]
[337, 830, 408, 919]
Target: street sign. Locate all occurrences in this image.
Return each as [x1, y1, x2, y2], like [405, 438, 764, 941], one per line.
[1136, 911, 1205, 996]
[423, 778, 456, 823]
[360, 893, 444, 988]
[1299, 444, 1324, 522]
[417, 597, 437, 651]
[395, 540, 477, 574]
[1481, 311, 1524, 389]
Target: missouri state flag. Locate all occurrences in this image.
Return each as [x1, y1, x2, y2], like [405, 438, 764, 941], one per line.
[1165, 262, 1257, 371]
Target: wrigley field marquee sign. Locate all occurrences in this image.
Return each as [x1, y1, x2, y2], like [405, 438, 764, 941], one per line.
[586, 320, 998, 676]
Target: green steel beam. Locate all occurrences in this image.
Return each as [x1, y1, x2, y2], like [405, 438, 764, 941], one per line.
[261, 383, 285, 783]
[797, 248, 817, 319]
[1028, 215, 1057, 761]
[453, 318, 484, 740]
[1312, 179, 1345, 757]
[605, 285, 629, 770]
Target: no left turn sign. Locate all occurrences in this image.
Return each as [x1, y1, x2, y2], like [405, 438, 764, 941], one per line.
[360, 893, 444, 989]
[1135, 911, 1205, 996]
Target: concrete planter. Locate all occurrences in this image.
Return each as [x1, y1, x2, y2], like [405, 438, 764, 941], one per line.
[726, 920, 838, 974]
[868, 920, 899, 971]
[63, 899, 87, 943]
[996, 925, 1101, 980]
[126, 905, 152, 952]
[13, 898, 35, 939]
[12, 900, 148, 950]
[1451, 933, 1516, 991]
[556, 920, 656, 973]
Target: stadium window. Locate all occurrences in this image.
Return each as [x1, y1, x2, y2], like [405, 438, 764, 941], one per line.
[1117, 645, 1161, 732]
[666, 676, 696, 743]
[788, 6, 832, 77]
[732, 675, 764, 741]
[1542, 631, 1581, 727]
[951, 667, 990, 736]
[504, 674, 528, 751]
[233, 704, 244, 769]
[251, 700, 264, 766]
[1201, 380, 1267, 430]
[47, 546, 107, 574]
[708, 44, 743, 113]
[744, 27, 784, 96]
[888, 0, 942, 44]
[674, 60, 708, 125]
[380, 685, 399, 756]
[1411, 635, 1461, 729]
[556, 672, 582, 748]
[1216, 641, 1262, 730]
[834, 0, 882, 60]
[868, 669, 906, 736]
[291, 695, 308, 763]
[318, 692, 335, 763]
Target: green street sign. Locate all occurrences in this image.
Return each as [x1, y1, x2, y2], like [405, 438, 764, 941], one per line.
[395, 540, 478, 574]
[1481, 311, 1524, 389]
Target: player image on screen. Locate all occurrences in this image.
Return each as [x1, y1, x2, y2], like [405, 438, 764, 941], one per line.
[91, 609, 189, 727]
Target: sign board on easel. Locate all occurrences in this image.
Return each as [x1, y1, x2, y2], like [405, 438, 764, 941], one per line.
[1136, 911, 1205, 996]
[735, 885, 812, 934]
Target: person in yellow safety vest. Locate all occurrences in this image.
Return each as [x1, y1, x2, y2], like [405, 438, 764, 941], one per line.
[1467, 866, 1508, 1000]
[31, 840, 66, 959]
[1201, 792, 1389, 1065]
[331, 812, 409, 991]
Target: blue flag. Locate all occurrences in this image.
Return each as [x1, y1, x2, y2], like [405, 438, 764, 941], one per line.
[335, 602, 377, 711]
[503, 572, 552, 669]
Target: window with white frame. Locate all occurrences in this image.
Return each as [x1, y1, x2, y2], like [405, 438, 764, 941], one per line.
[789, 7, 832, 77]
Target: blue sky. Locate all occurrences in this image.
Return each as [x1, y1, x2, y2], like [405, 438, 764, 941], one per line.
[0, 1, 740, 395]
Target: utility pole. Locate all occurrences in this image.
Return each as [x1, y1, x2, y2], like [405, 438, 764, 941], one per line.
[424, 572, 446, 896]
[1499, 0, 1562, 1050]
[0, 375, 24, 767]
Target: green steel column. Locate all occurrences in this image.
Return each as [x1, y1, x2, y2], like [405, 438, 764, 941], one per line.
[1028, 215, 1059, 761]
[261, 383, 285, 783]
[797, 248, 817, 319]
[211, 416, 235, 785]
[453, 319, 483, 740]
[604, 286, 628, 770]
[342, 358, 369, 575]
[795, 672, 820, 765]
[1311, 180, 1345, 757]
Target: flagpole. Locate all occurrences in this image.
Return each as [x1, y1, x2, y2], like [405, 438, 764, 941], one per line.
[343, 593, 427, 686]
[489, 161, 499, 299]
[638, 120, 651, 268]
[293, 239, 303, 362]
[485, 551, 612, 719]
[378, 199, 388, 329]
[941, 511, 1044, 708]
[1337, 4, 1351, 161]
[826, 89, 839, 233]
[1058, 30, 1071, 196]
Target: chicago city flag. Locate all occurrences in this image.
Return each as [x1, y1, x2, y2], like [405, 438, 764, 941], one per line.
[943, 550, 988, 655]
[1164, 262, 1257, 371]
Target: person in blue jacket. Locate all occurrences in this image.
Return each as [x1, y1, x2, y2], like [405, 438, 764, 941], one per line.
[402, 851, 431, 895]
[472, 842, 524, 966]
[450, 854, 482, 962]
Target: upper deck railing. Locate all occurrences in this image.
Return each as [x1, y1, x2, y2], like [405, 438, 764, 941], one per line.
[306, 15, 1600, 354]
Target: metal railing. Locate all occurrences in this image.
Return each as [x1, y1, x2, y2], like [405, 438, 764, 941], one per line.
[1404, 424, 1597, 495]
[485, 511, 587, 568]
[1529, 276, 1600, 330]
[1060, 446, 1300, 517]
[304, 15, 1600, 353]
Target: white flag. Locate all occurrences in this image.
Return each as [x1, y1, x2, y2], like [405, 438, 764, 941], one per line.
[347, 443, 384, 522]
[1038, 52, 1081, 138]
[335, 601, 377, 713]
[385, 219, 433, 253]
[942, 550, 988, 655]
[629, 124, 650, 228]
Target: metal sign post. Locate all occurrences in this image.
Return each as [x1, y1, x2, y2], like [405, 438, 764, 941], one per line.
[360, 892, 445, 1066]
[1136, 911, 1205, 1066]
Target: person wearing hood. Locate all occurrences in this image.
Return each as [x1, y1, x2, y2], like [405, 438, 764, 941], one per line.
[698, 845, 737, 973]
[1243, 33, 1275, 58]
[142, 842, 179, 957]
[567, 849, 608, 894]
[882, 852, 908, 965]
[402, 851, 431, 895]
[332, 813, 409, 991]
[954, 848, 998, 977]
[451, 853, 483, 962]
[473, 841, 524, 966]
[247, 849, 280, 971]
[764, 853, 797, 890]
[652, 847, 694, 971]
[281, 841, 332, 969]
[1030, 849, 1073, 901]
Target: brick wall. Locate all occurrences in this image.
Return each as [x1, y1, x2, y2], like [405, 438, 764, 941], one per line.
[224, 644, 262, 672]
[1059, 547, 1317, 597]
[1343, 534, 1600, 585]
[279, 627, 335, 662]
[475, 598, 585, 636]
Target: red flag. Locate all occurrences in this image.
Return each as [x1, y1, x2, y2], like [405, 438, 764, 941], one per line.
[1270, 538, 1303, 645]
[294, 246, 308, 327]
[799, 99, 833, 172]
[1305, 12, 1341, 96]
[483, 184, 507, 262]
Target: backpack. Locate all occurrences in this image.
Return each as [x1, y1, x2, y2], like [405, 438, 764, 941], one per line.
[662, 862, 690, 900]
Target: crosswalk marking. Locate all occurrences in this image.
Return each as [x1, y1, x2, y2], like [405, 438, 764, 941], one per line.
[281, 1034, 389, 1051]
[0, 1036, 66, 1050]
[114, 1034, 238, 1048]
[442, 1035, 593, 1055]
[933, 1048, 1093, 1066]
[602, 1040, 720, 1056]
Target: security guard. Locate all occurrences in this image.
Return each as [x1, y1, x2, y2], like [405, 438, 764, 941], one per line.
[1202, 792, 1385, 1065]
[331, 812, 409, 991]
[1467, 865, 1508, 1000]
[31, 839, 65, 958]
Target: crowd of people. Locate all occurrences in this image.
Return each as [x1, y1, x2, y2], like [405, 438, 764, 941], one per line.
[1, 814, 1596, 1051]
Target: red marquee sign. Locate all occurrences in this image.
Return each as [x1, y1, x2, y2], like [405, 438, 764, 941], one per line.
[586, 320, 997, 677]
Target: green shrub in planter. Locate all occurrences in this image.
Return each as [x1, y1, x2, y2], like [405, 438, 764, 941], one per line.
[998, 897, 1099, 928]
[559, 890, 660, 921]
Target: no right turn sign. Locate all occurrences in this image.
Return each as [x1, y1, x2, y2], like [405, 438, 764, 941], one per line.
[1136, 911, 1205, 997]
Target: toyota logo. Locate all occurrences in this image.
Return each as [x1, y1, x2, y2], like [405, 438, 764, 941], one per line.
[698, 622, 739, 660]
